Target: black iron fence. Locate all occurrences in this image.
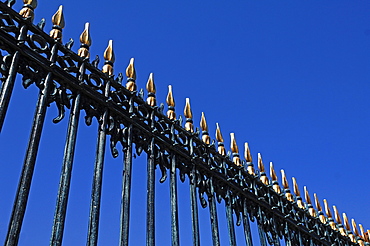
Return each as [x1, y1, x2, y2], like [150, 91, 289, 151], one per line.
[0, 1, 368, 245]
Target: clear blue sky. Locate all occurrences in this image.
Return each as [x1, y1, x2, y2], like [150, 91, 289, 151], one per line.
[0, 0, 370, 245]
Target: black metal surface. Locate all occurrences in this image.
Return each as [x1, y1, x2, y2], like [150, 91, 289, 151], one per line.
[0, 1, 365, 246]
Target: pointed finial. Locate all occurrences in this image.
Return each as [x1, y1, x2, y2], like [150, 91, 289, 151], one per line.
[292, 177, 304, 209]
[146, 73, 156, 106]
[126, 58, 136, 91]
[333, 206, 347, 236]
[281, 169, 293, 202]
[245, 143, 254, 175]
[258, 153, 268, 185]
[359, 224, 369, 242]
[102, 40, 114, 75]
[230, 133, 241, 166]
[352, 219, 362, 243]
[78, 23, 91, 58]
[324, 199, 337, 231]
[184, 98, 193, 132]
[304, 186, 316, 217]
[50, 5, 65, 42]
[314, 193, 326, 224]
[215, 123, 225, 156]
[200, 112, 210, 144]
[269, 162, 281, 194]
[166, 85, 176, 120]
[19, 0, 37, 21]
[343, 214, 356, 242]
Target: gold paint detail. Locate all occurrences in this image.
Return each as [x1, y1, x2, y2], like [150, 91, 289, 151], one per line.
[184, 98, 193, 132]
[314, 193, 326, 224]
[200, 112, 210, 145]
[324, 199, 337, 231]
[215, 123, 225, 156]
[126, 58, 136, 91]
[245, 143, 255, 175]
[166, 85, 176, 120]
[269, 162, 281, 194]
[230, 133, 241, 166]
[102, 40, 114, 75]
[50, 5, 65, 42]
[281, 169, 293, 202]
[292, 177, 304, 209]
[19, 0, 37, 21]
[257, 153, 268, 185]
[78, 23, 91, 58]
[304, 186, 316, 217]
[146, 73, 156, 106]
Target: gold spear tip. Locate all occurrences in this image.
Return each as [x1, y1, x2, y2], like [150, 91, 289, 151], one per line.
[24, 0, 37, 9]
[200, 112, 208, 132]
[270, 162, 277, 181]
[304, 186, 312, 205]
[343, 213, 350, 230]
[244, 142, 253, 162]
[230, 133, 238, 153]
[258, 153, 265, 172]
[104, 40, 115, 63]
[146, 73, 156, 93]
[314, 193, 322, 212]
[80, 22, 91, 46]
[126, 58, 136, 79]
[281, 169, 289, 189]
[333, 206, 342, 224]
[52, 5, 65, 28]
[166, 85, 175, 107]
[323, 199, 332, 218]
[215, 123, 224, 142]
[184, 98, 192, 119]
[292, 177, 300, 196]
[352, 219, 360, 236]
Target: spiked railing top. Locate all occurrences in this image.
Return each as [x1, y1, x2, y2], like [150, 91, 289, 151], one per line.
[50, 5, 64, 42]
[200, 113, 210, 144]
[19, 0, 37, 21]
[244, 142, 252, 162]
[230, 133, 239, 154]
[314, 193, 322, 212]
[146, 73, 156, 106]
[215, 123, 225, 156]
[184, 98, 193, 132]
[102, 40, 114, 75]
[333, 206, 343, 224]
[166, 85, 176, 120]
[78, 23, 91, 58]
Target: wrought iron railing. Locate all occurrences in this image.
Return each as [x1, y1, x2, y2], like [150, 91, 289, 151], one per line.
[0, 0, 368, 245]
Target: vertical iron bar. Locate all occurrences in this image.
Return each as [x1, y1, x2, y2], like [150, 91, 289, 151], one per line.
[190, 164, 200, 246]
[87, 80, 111, 246]
[257, 207, 267, 246]
[5, 44, 57, 246]
[146, 136, 155, 246]
[208, 179, 220, 246]
[170, 153, 179, 246]
[242, 199, 253, 246]
[120, 95, 134, 246]
[0, 25, 27, 132]
[50, 93, 81, 246]
[225, 197, 236, 246]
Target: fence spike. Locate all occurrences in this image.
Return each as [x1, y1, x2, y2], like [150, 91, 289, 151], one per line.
[78, 23, 91, 58]
[366, 229, 370, 243]
[333, 206, 346, 236]
[184, 98, 193, 132]
[244, 143, 254, 175]
[314, 193, 326, 224]
[166, 85, 176, 120]
[344, 215, 355, 242]
[304, 186, 316, 217]
[257, 153, 268, 185]
[126, 58, 136, 91]
[200, 112, 210, 145]
[19, 0, 37, 21]
[230, 133, 241, 166]
[102, 40, 114, 75]
[352, 219, 362, 241]
[292, 177, 304, 209]
[50, 5, 65, 42]
[215, 123, 225, 156]
[269, 162, 281, 194]
[324, 199, 337, 230]
[146, 73, 156, 106]
[281, 169, 293, 202]
[359, 224, 368, 242]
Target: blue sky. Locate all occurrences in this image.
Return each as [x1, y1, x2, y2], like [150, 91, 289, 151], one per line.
[1, 0, 370, 245]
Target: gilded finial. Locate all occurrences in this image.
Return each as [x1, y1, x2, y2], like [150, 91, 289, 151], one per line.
[78, 23, 91, 58]
[19, 0, 37, 21]
[333, 206, 346, 236]
[324, 199, 337, 230]
[342, 214, 355, 242]
[200, 113, 210, 144]
[50, 5, 65, 42]
[258, 153, 268, 185]
[304, 186, 316, 217]
[184, 98, 193, 132]
[146, 73, 156, 106]
[269, 162, 281, 194]
[281, 169, 293, 202]
[314, 193, 326, 224]
[245, 143, 255, 175]
[230, 133, 241, 166]
[352, 219, 364, 245]
[166, 85, 176, 120]
[126, 58, 136, 91]
[102, 40, 114, 75]
[215, 123, 225, 156]
[292, 177, 305, 209]
[359, 224, 369, 242]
